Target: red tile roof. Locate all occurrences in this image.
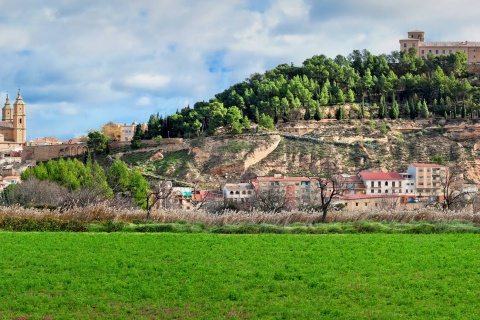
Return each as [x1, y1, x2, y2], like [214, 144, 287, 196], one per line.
[358, 172, 403, 181]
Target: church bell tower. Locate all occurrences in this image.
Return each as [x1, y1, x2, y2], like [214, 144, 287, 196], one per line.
[13, 90, 26, 144]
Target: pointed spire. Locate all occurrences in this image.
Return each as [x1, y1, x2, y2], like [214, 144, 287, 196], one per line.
[3, 94, 11, 109]
[16, 88, 23, 101]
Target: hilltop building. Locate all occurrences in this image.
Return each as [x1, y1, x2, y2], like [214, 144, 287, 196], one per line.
[400, 30, 480, 63]
[0, 90, 26, 151]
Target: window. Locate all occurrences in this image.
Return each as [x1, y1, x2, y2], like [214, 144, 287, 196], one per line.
[403, 43, 407, 48]
[429, 50, 432, 53]
[378, 190, 382, 193]
[422, 50, 424, 54]
[412, 43, 415, 47]
[442, 50, 445, 54]
[427, 169, 431, 172]
[419, 176, 424, 179]
[419, 183, 424, 186]
[242, 191, 246, 195]
[371, 181, 374, 187]
[365, 202, 368, 206]
[385, 190, 389, 193]
[377, 181, 381, 187]
[371, 189, 374, 193]
[356, 202, 359, 207]
[419, 169, 424, 172]
[436, 50, 438, 54]
[449, 50, 452, 54]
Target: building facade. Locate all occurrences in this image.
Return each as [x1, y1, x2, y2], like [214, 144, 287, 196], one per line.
[253, 175, 320, 207]
[400, 30, 480, 63]
[407, 163, 448, 201]
[358, 172, 404, 195]
[0, 90, 26, 150]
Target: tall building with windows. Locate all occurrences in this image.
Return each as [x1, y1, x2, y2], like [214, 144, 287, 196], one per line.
[400, 30, 480, 63]
[407, 163, 448, 201]
[0, 90, 26, 150]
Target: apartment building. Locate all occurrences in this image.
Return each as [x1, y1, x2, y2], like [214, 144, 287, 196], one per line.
[358, 172, 404, 195]
[400, 30, 480, 63]
[223, 182, 256, 204]
[407, 163, 448, 201]
[334, 174, 365, 195]
[253, 175, 319, 206]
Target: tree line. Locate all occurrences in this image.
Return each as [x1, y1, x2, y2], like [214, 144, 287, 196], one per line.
[136, 48, 477, 139]
[2, 157, 150, 210]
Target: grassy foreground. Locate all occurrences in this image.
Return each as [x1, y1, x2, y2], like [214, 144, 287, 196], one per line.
[1, 233, 480, 319]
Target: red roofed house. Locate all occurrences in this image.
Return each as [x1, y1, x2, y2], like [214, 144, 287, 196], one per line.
[334, 174, 365, 195]
[358, 171, 404, 195]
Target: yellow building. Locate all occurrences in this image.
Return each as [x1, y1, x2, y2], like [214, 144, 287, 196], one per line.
[400, 30, 480, 63]
[0, 90, 26, 150]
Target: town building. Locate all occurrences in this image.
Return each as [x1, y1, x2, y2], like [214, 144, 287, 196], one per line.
[253, 175, 320, 207]
[341, 194, 400, 211]
[120, 122, 136, 142]
[357, 171, 404, 195]
[400, 30, 480, 63]
[407, 163, 449, 201]
[0, 90, 26, 151]
[334, 174, 365, 195]
[223, 182, 256, 204]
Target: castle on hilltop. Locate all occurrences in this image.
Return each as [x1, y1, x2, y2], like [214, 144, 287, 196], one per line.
[0, 90, 26, 151]
[400, 30, 480, 64]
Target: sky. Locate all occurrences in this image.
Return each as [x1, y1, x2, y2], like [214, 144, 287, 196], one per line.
[1, 0, 480, 140]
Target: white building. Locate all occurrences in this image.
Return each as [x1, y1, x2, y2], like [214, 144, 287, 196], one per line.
[358, 172, 404, 195]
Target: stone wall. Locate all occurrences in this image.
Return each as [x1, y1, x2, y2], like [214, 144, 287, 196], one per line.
[22, 143, 88, 163]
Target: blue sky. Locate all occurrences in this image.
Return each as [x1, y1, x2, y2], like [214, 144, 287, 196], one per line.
[0, 0, 479, 140]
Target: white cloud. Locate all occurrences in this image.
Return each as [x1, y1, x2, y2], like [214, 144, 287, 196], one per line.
[121, 74, 171, 91]
[135, 96, 152, 107]
[0, 0, 478, 139]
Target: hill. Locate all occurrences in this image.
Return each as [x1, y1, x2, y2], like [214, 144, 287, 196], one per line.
[115, 117, 480, 187]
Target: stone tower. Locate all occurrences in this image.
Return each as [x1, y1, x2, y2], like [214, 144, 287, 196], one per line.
[13, 90, 26, 143]
[2, 94, 13, 121]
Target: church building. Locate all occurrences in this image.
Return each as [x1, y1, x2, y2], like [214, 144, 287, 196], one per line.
[0, 90, 26, 151]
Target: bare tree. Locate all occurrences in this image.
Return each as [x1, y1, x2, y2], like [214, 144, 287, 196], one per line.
[377, 196, 400, 211]
[312, 159, 344, 223]
[189, 182, 209, 210]
[146, 180, 173, 219]
[253, 188, 294, 213]
[6, 177, 69, 209]
[437, 168, 474, 211]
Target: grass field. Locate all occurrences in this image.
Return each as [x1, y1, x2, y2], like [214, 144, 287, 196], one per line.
[1, 233, 480, 319]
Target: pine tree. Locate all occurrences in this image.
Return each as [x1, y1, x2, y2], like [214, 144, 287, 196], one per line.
[314, 106, 323, 121]
[304, 104, 311, 120]
[346, 89, 355, 103]
[405, 101, 410, 116]
[358, 99, 365, 119]
[421, 100, 429, 118]
[390, 99, 400, 119]
[252, 106, 260, 123]
[131, 125, 143, 149]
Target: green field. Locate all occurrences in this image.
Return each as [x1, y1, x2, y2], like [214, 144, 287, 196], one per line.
[1, 233, 479, 319]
